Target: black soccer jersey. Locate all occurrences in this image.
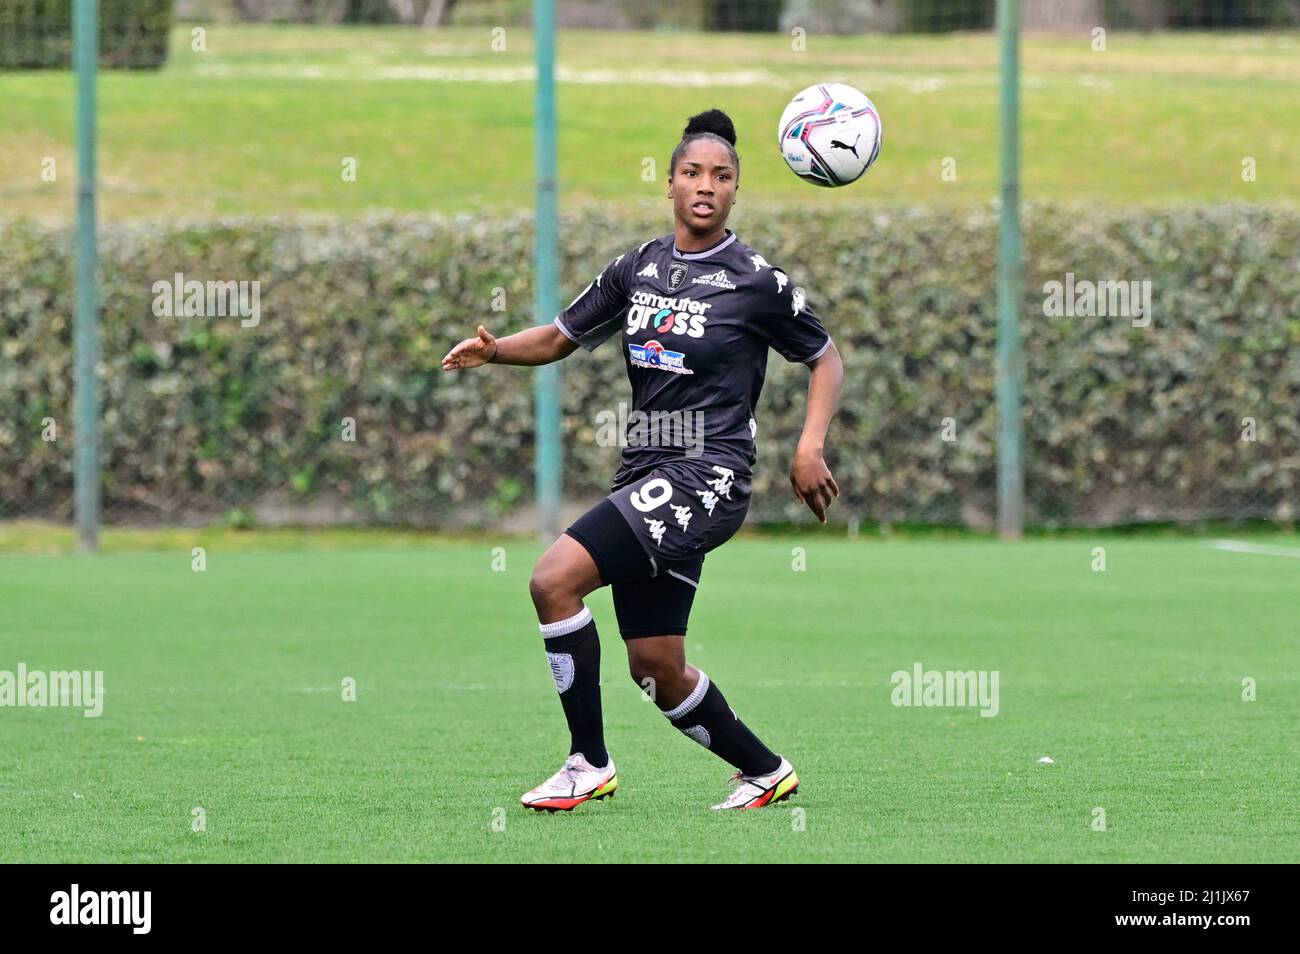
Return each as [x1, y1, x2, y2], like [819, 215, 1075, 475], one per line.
[554, 228, 832, 484]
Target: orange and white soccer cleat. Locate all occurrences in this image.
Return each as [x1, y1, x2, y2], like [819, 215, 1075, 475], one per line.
[520, 753, 618, 812]
[710, 756, 799, 811]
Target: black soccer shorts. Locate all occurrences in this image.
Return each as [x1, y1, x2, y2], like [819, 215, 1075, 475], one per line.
[564, 498, 704, 638]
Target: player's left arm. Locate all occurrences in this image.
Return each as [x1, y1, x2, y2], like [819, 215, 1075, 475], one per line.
[791, 342, 842, 524]
[757, 268, 843, 523]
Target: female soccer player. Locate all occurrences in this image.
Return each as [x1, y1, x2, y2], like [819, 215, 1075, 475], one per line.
[442, 109, 842, 811]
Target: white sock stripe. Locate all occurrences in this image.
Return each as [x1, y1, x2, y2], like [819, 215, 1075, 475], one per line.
[538, 606, 593, 639]
[662, 670, 710, 721]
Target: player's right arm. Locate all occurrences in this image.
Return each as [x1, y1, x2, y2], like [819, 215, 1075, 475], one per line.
[441, 323, 576, 370]
[442, 247, 637, 372]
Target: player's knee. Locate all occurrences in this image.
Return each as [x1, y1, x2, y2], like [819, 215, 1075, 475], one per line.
[529, 558, 571, 613]
[626, 659, 655, 687]
[626, 653, 684, 689]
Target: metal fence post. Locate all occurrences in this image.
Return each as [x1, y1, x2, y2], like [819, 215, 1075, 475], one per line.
[996, 0, 1024, 538]
[74, 0, 101, 552]
[533, 0, 562, 541]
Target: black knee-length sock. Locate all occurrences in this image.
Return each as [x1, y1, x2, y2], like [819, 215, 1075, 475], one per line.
[539, 606, 608, 769]
[661, 670, 780, 777]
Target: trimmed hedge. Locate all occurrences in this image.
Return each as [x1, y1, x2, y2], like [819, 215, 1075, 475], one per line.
[1, 204, 1297, 527]
[0, 0, 172, 70]
[901, 0, 994, 33]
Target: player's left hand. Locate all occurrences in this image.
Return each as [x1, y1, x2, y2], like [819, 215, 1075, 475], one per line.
[790, 445, 839, 523]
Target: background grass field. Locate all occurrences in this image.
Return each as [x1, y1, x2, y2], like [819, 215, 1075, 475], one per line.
[1, 26, 1297, 220]
[2, 531, 1296, 863]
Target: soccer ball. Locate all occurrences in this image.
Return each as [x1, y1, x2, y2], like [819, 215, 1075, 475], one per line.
[777, 83, 882, 187]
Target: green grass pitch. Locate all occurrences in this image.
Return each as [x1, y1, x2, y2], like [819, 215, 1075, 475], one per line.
[1, 532, 1296, 862]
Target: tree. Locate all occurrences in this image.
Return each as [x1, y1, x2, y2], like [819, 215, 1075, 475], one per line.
[423, 0, 460, 26]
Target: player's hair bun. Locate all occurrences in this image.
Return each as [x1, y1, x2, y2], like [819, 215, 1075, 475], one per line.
[684, 109, 737, 146]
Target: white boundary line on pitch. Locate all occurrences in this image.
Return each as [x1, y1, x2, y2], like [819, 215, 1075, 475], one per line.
[1207, 539, 1300, 559]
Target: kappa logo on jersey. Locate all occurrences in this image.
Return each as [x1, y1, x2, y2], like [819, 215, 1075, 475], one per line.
[692, 269, 737, 290]
[637, 262, 660, 279]
[773, 270, 789, 294]
[668, 262, 688, 292]
[626, 291, 710, 338]
[629, 340, 693, 375]
[750, 253, 771, 271]
[594, 254, 625, 290]
[791, 287, 806, 315]
[567, 282, 593, 309]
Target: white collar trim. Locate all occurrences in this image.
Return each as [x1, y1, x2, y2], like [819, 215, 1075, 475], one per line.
[673, 230, 737, 261]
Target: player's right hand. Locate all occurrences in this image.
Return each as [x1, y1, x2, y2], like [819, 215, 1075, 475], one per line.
[442, 325, 498, 371]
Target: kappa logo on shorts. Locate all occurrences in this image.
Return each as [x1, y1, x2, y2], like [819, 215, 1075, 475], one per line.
[696, 465, 735, 516]
[670, 503, 693, 532]
[644, 517, 667, 546]
[708, 466, 735, 498]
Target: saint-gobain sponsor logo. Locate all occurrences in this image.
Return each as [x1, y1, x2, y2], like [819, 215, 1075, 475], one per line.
[691, 269, 736, 290]
[50, 884, 151, 934]
[0, 663, 104, 717]
[629, 340, 693, 375]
